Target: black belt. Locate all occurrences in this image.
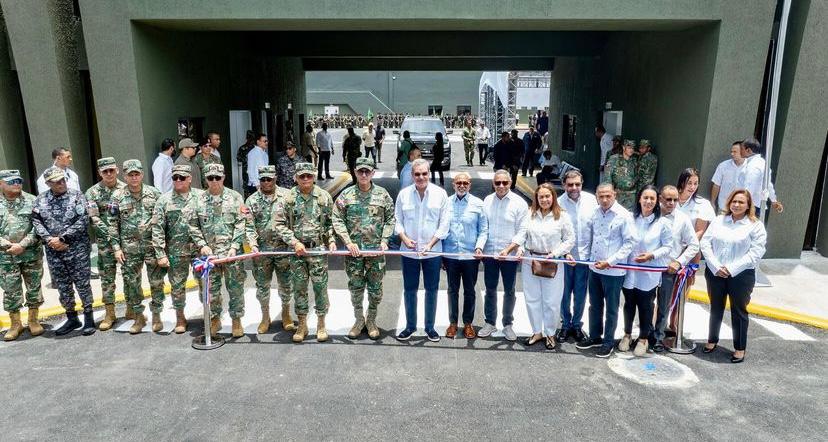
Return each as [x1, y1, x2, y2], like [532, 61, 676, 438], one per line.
[298, 239, 320, 248]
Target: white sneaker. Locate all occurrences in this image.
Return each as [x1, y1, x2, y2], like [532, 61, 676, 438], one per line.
[618, 335, 632, 352]
[503, 325, 517, 341]
[478, 323, 497, 337]
[633, 340, 648, 357]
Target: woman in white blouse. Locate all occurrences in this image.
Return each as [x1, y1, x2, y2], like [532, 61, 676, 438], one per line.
[619, 185, 673, 356]
[676, 167, 716, 239]
[700, 189, 767, 363]
[506, 183, 574, 349]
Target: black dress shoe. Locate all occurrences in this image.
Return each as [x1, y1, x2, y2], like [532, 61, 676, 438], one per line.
[554, 328, 568, 342]
[731, 354, 745, 363]
[55, 312, 82, 336]
[703, 344, 718, 353]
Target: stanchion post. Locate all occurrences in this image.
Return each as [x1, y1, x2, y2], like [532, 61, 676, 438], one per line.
[192, 269, 225, 350]
[667, 273, 696, 354]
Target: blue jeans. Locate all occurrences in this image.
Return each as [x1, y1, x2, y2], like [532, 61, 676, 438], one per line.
[444, 258, 479, 325]
[561, 264, 589, 331]
[483, 258, 518, 326]
[401, 256, 441, 332]
[588, 271, 624, 347]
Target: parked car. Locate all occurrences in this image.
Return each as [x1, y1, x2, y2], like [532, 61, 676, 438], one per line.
[394, 117, 452, 171]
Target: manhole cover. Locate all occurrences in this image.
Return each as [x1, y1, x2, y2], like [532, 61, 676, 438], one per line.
[608, 354, 699, 388]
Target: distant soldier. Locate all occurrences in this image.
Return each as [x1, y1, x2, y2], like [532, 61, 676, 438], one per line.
[194, 138, 222, 179]
[31, 167, 96, 336]
[245, 165, 296, 334]
[272, 163, 336, 343]
[462, 120, 476, 166]
[276, 141, 301, 189]
[151, 164, 203, 334]
[0, 170, 44, 341]
[85, 157, 127, 330]
[332, 158, 395, 340]
[109, 160, 164, 334]
[189, 164, 247, 338]
[636, 139, 658, 191]
[342, 127, 362, 185]
[605, 139, 638, 210]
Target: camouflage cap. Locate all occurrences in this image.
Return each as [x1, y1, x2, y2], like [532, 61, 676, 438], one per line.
[97, 157, 117, 171]
[354, 157, 376, 171]
[123, 159, 143, 173]
[258, 165, 276, 179]
[43, 166, 65, 183]
[0, 169, 22, 181]
[171, 164, 191, 177]
[178, 138, 198, 150]
[204, 163, 225, 178]
[623, 139, 636, 147]
[294, 162, 315, 176]
[639, 139, 651, 146]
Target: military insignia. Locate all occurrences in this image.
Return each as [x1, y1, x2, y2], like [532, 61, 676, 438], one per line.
[108, 201, 119, 216]
[335, 197, 346, 210]
[86, 201, 99, 217]
[75, 204, 85, 215]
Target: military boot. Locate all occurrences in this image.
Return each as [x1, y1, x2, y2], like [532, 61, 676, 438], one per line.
[231, 318, 244, 338]
[129, 313, 146, 334]
[151, 312, 163, 333]
[82, 311, 96, 336]
[292, 314, 308, 343]
[210, 316, 221, 336]
[124, 304, 135, 320]
[366, 311, 380, 340]
[174, 309, 187, 334]
[3, 312, 23, 341]
[54, 311, 82, 336]
[316, 315, 329, 342]
[28, 308, 44, 337]
[281, 303, 296, 332]
[99, 304, 117, 331]
[258, 304, 271, 334]
[348, 312, 365, 339]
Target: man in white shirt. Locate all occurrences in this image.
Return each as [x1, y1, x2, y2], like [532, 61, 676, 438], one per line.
[575, 183, 637, 358]
[475, 121, 491, 166]
[596, 124, 614, 182]
[206, 131, 222, 160]
[739, 137, 783, 216]
[315, 122, 334, 179]
[478, 170, 528, 341]
[557, 170, 598, 345]
[362, 122, 376, 162]
[36, 147, 81, 194]
[653, 185, 700, 351]
[710, 141, 746, 211]
[246, 133, 269, 195]
[394, 159, 451, 342]
[151, 138, 175, 193]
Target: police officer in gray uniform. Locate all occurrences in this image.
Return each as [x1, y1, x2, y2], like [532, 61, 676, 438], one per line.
[31, 166, 96, 336]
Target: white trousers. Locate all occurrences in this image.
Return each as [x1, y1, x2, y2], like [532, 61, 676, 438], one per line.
[521, 259, 565, 336]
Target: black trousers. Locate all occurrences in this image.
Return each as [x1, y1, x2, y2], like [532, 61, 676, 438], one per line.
[705, 268, 754, 351]
[444, 258, 479, 325]
[477, 144, 488, 164]
[318, 151, 331, 178]
[622, 287, 656, 338]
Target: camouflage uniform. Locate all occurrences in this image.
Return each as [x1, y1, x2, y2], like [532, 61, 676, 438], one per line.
[109, 162, 165, 314]
[0, 184, 43, 313]
[606, 152, 638, 211]
[151, 168, 203, 310]
[194, 153, 221, 180]
[636, 147, 658, 192]
[84, 162, 126, 305]
[276, 153, 300, 189]
[245, 175, 292, 307]
[462, 125, 476, 166]
[332, 160, 395, 322]
[189, 165, 247, 319]
[272, 169, 335, 316]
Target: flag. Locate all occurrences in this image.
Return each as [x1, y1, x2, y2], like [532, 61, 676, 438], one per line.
[367, 108, 373, 122]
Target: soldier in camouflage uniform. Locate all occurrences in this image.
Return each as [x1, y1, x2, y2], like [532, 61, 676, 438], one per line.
[194, 142, 222, 179]
[272, 162, 337, 343]
[152, 164, 203, 334]
[245, 165, 296, 334]
[31, 167, 96, 336]
[84, 157, 127, 330]
[636, 139, 658, 192]
[189, 163, 247, 338]
[605, 139, 639, 211]
[276, 142, 301, 189]
[0, 170, 44, 341]
[108, 160, 165, 334]
[332, 158, 395, 340]
[462, 120, 476, 166]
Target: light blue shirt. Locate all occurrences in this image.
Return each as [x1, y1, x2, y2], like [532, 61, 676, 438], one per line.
[580, 202, 638, 276]
[246, 147, 269, 186]
[394, 183, 451, 259]
[399, 163, 413, 189]
[443, 193, 488, 260]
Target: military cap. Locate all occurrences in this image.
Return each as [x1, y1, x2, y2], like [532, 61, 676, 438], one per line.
[258, 165, 276, 179]
[0, 169, 22, 181]
[639, 139, 651, 146]
[285, 140, 296, 149]
[123, 159, 143, 173]
[171, 164, 191, 177]
[354, 157, 376, 171]
[97, 157, 117, 171]
[623, 139, 636, 147]
[293, 162, 315, 176]
[178, 138, 199, 150]
[43, 166, 65, 183]
[204, 163, 225, 178]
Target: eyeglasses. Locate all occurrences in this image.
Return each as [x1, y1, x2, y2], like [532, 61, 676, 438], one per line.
[454, 181, 470, 186]
[356, 169, 373, 176]
[4, 178, 23, 186]
[206, 176, 223, 181]
[259, 177, 273, 182]
[297, 174, 314, 180]
[494, 180, 510, 186]
[662, 198, 678, 202]
[172, 175, 188, 181]
[413, 172, 429, 177]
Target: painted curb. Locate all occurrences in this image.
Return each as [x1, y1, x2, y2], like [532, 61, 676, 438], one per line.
[322, 173, 351, 197]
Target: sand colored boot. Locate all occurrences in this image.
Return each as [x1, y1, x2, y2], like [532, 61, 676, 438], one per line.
[151, 312, 163, 333]
[348, 312, 365, 339]
[129, 313, 146, 334]
[366, 311, 380, 340]
[98, 304, 117, 331]
[232, 318, 244, 338]
[257, 304, 271, 334]
[210, 316, 221, 336]
[292, 314, 308, 343]
[124, 304, 135, 320]
[3, 312, 23, 341]
[174, 309, 187, 334]
[281, 303, 296, 332]
[28, 308, 44, 337]
[316, 315, 329, 342]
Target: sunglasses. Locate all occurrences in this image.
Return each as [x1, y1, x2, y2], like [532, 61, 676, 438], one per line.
[259, 177, 273, 182]
[297, 174, 314, 180]
[494, 181, 510, 186]
[206, 176, 223, 181]
[413, 172, 429, 177]
[454, 181, 470, 186]
[662, 198, 678, 202]
[172, 175, 188, 181]
[356, 169, 373, 176]
[4, 178, 23, 186]
[49, 179, 67, 185]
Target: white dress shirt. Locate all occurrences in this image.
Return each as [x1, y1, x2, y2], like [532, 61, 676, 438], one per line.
[36, 164, 81, 194]
[513, 210, 575, 257]
[394, 183, 451, 259]
[246, 147, 269, 186]
[362, 130, 375, 148]
[560, 191, 598, 260]
[663, 209, 700, 267]
[599, 133, 614, 167]
[711, 158, 745, 209]
[623, 214, 673, 291]
[482, 191, 528, 255]
[316, 130, 333, 152]
[151, 153, 174, 194]
[580, 202, 638, 276]
[475, 126, 491, 144]
[739, 154, 778, 208]
[678, 195, 716, 226]
[700, 214, 767, 277]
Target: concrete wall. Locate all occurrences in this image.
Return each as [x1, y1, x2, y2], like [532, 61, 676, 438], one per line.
[0, 10, 30, 190]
